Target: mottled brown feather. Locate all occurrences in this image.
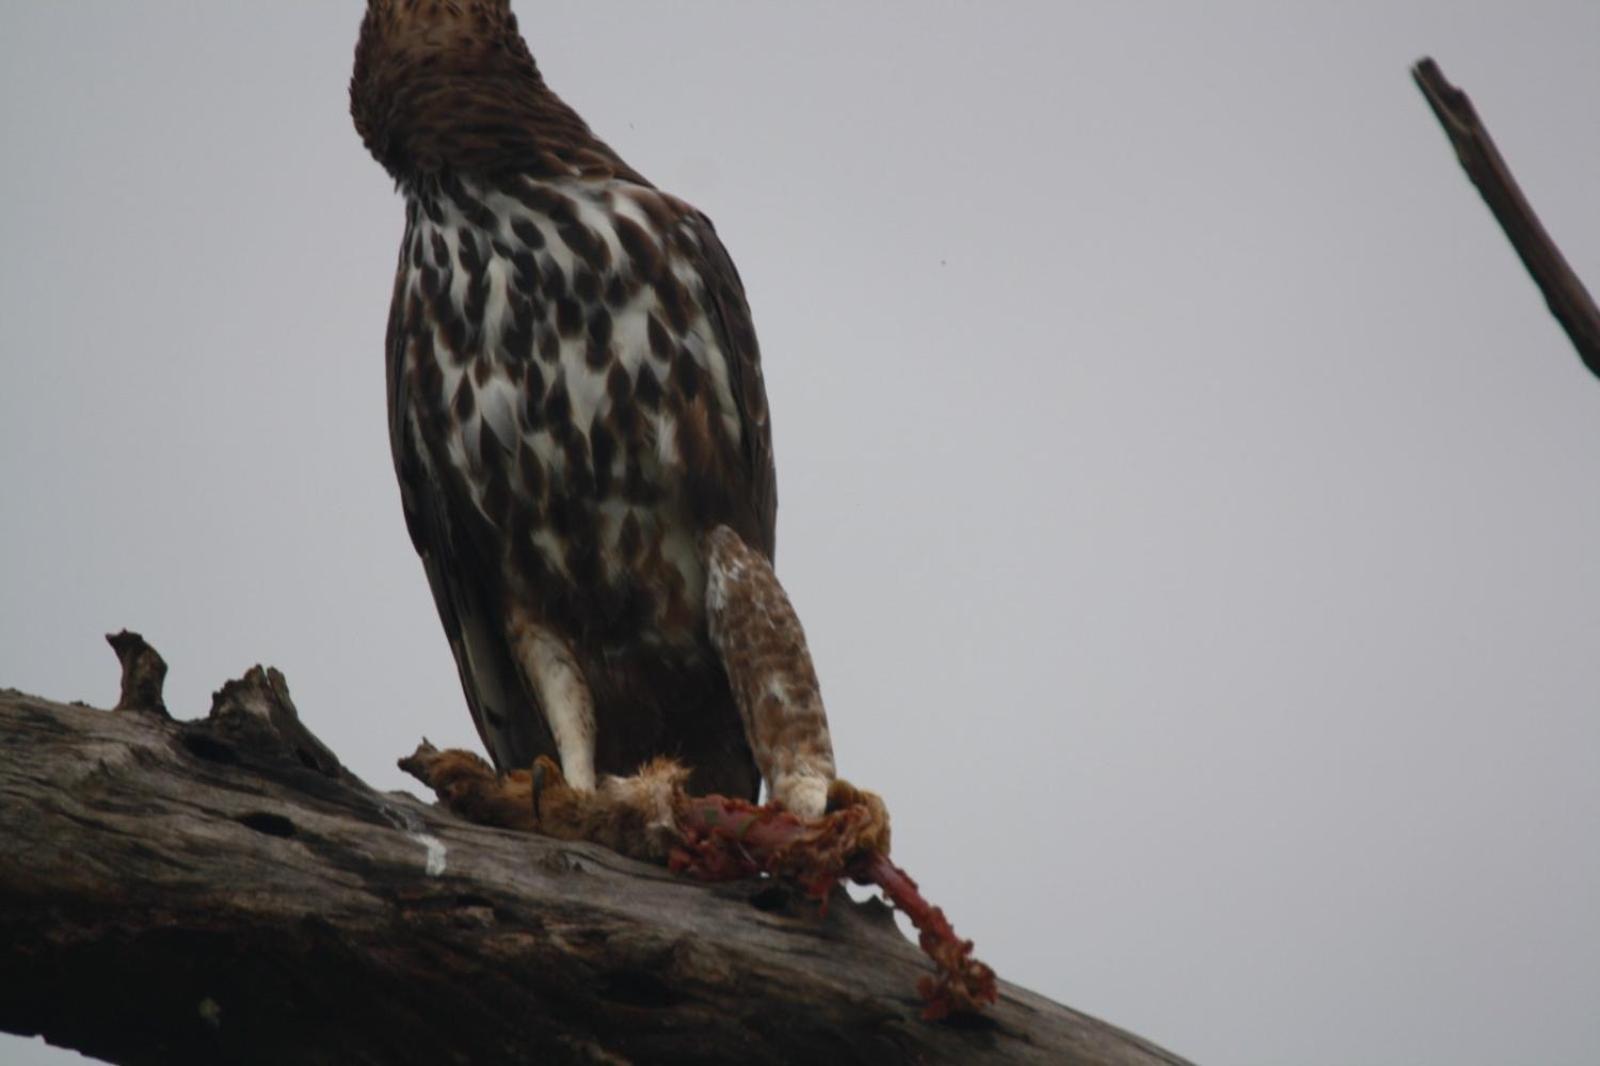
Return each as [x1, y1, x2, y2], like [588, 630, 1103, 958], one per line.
[354, 1, 776, 800]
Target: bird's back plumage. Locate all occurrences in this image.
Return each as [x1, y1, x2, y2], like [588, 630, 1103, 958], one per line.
[353, 0, 773, 798]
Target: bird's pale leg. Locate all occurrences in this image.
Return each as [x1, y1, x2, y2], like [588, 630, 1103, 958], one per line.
[703, 525, 836, 818]
[508, 617, 597, 792]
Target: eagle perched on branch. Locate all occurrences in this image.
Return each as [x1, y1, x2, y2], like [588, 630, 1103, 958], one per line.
[351, 1, 824, 806]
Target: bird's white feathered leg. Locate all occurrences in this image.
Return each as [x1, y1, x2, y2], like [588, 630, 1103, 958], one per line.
[507, 612, 597, 792]
[702, 525, 836, 818]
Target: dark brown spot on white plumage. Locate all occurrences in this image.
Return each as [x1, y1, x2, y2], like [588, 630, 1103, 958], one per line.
[614, 215, 662, 281]
[464, 272, 490, 333]
[560, 221, 610, 273]
[590, 421, 617, 496]
[633, 366, 662, 410]
[423, 267, 472, 363]
[538, 330, 560, 363]
[411, 320, 435, 367]
[452, 373, 475, 422]
[573, 267, 600, 305]
[612, 401, 643, 449]
[646, 314, 673, 362]
[511, 250, 539, 294]
[450, 185, 498, 232]
[511, 217, 545, 250]
[539, 256, 566, 296]
[504, 296, 535, 360]
[605, 363, 632, 404]
[657, 274, 691, 334]
[543, 375, 571, 426]
[555, 296, 582, 337]
[440, 310, 470, 363]
[585, 308, 613, 368]
[561, 430, 595, 499]
[674, 407, 711, 472]
[512, 184, 580, 225]
[672, 354, 701, 401]
[627, 188, 679, 235]
[522, 371, 545, 425]
[478, 413, 508, 462]
[419, 264, 443, 300]
[604, 273, 629, 309]
[456, 228, 483, 272]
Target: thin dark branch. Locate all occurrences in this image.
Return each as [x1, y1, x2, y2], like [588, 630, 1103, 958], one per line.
[1412, 56, 1600, 379]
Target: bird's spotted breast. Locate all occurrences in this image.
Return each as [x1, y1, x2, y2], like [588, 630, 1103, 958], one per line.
[396, 174, 746, 649]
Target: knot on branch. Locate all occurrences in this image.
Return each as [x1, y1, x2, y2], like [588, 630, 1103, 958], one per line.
[206, 667, 345, 778]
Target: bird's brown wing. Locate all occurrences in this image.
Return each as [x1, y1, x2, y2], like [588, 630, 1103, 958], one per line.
[684, 211, 778, 560]
[385, 267, 555, 773]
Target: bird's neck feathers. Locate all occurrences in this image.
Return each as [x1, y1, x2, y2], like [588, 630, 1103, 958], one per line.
[350, 0, 638, 191]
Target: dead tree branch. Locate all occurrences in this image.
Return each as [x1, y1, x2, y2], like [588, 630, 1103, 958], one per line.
[0, 638, 1190, 1066]
[1413, 57, 1600, 379]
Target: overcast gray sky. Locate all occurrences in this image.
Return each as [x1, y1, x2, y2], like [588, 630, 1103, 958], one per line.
[3, 3, 1598, 1064]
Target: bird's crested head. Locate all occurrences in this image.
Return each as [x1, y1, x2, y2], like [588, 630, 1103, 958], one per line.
[351, 0, 608, 185]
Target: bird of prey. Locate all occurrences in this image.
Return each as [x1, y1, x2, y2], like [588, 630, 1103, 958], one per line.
[351, 1, 789, 802]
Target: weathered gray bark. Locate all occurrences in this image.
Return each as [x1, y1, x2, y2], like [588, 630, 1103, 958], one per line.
[0, 650, 1191, 1066]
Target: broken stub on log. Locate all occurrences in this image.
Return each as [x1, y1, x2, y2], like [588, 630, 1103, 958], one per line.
[399, 743, 998, 1020]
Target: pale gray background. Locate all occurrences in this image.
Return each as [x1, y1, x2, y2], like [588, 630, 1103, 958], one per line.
[2, 3, 1597, 1064]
